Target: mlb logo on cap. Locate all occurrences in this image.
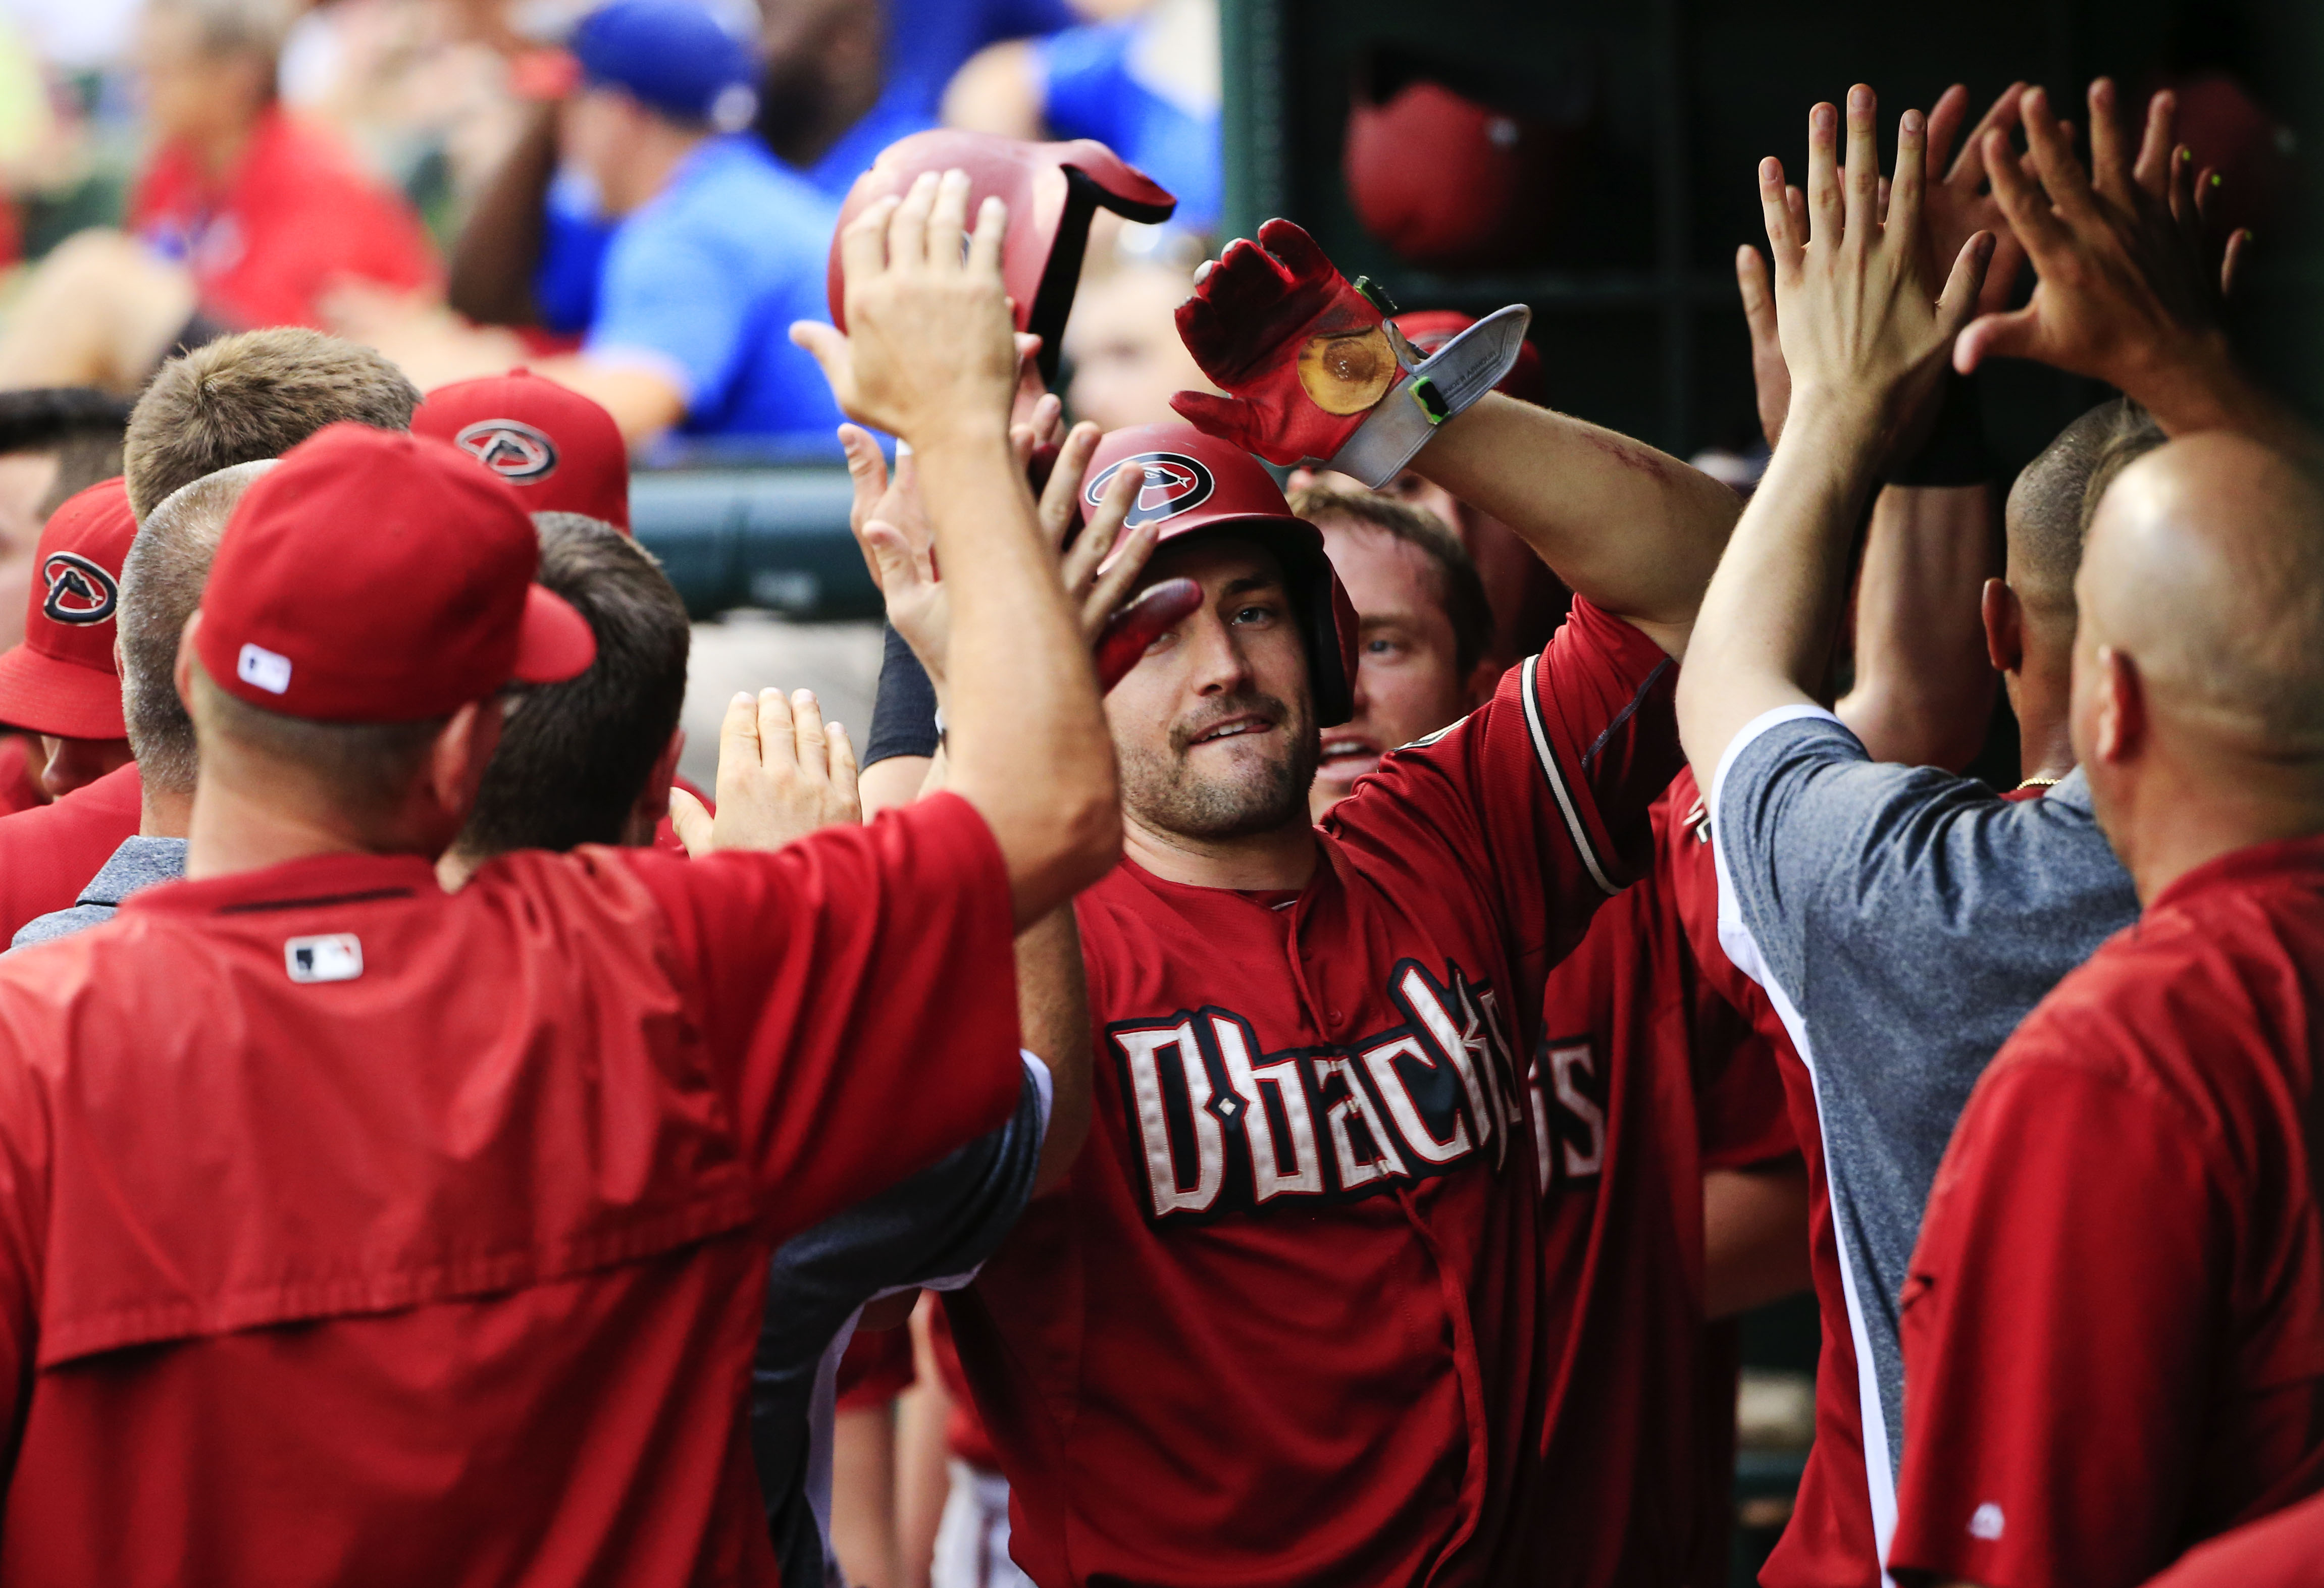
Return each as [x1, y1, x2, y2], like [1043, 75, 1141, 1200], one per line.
[413, 370, 631, 530]
[194, 424, 597, 724]
[0, 478, 138, 740]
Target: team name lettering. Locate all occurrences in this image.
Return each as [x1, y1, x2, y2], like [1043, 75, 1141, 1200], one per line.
[1109, 960, 1527, 1225]
[1523, 1035, 1610, 1195]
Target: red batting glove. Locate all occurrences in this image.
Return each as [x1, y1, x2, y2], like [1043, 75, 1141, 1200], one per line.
[1171, 220, 1400, 468]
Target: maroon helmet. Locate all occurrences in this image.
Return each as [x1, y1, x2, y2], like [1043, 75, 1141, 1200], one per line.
[1393, 310, 1545, 405]
[1082, 423, 1359, 727]
[830, 131, 1176, 385]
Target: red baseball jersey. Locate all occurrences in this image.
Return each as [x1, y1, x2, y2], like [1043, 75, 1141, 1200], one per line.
[0, 793, 1020, 1585]
[1660, 764, 1880, 1588]
[2142, 1484, 2324, 1588]
[0, 761, 140, 942]
[130, 108, 438, 332]
[1524, 785, 1797, 1588]
[947, 598, 1680, 1586]
[1891, 834, 2324, 1588]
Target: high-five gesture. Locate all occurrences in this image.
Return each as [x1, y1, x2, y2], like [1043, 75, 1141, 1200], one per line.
[1762, 87, 1994, 450]
[792, 170, 1020, 446]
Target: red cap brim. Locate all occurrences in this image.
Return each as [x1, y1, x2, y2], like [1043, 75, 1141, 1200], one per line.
[510, 584, 597, 685]
[0, 644, 124, 739]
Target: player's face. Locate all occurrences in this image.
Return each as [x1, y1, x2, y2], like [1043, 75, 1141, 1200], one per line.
[1310, 517, 1477, 819]
[1105, 537, 1319, 842]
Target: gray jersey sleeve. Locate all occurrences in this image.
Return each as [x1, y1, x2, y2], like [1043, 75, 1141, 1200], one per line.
[753, 1056, 1051, 1587]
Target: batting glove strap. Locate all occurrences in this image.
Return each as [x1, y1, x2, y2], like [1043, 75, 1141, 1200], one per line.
[1327, 304, 1534, 488]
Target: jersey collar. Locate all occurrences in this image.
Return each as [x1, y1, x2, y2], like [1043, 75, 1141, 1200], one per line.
[117, 850, 442, 921]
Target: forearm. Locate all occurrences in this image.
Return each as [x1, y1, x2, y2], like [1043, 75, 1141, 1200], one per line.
[1705, 1162, 1812, 1318]
[2122, 335, 2322, 461]
[914, 428, 1119, 923]
[1412, 392, 1737, 652]
[1020, 907, 1091, 1194]
[1676, 397, 1885, 784]
[446, 102, 556, 327]
[1838, 484, 1997, 769]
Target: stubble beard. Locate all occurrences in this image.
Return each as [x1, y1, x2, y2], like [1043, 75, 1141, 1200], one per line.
[1120, 691, 1322, 842]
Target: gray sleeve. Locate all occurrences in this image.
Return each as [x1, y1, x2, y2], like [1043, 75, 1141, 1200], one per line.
[9, 903, 116, 952]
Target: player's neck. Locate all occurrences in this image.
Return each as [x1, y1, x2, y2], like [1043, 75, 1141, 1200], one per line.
[183, 760, 435, 882]
[139, 783, 193, 841]
[2104, 755, 2324, 905]
[1122, 807, 1319, 892]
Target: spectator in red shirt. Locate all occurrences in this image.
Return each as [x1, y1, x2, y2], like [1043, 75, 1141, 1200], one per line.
[0, 0, 437, 395]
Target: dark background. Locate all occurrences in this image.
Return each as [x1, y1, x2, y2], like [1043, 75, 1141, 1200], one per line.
[1218, 0, 2324, 476]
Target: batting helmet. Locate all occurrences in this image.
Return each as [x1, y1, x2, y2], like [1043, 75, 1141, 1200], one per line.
[1393, 310, 1545, 406]
[829, 131, 1177, 385]
[1083, 424, 1359, 727]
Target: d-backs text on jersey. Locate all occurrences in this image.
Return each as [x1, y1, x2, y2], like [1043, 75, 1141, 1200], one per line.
[1109, 959, 1532, 1224]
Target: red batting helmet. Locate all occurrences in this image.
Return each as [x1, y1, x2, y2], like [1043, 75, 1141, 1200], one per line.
[412, 368, 631, 531]
[829, 131, 1176, 386]
[1083, 424, 1358, 727]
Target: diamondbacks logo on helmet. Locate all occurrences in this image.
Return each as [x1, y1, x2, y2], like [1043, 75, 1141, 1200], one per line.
[40, 552, 116, 625]
[1086, 451, 1216, 528]
[453, 419, 559, 482]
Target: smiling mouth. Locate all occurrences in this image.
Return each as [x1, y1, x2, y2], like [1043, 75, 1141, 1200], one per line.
[1189, 716, 1275, 747]
[1318, 735, 1380, 777]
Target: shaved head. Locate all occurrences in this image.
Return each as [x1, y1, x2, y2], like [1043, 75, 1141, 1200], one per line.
[2006, 400, 2166, 616]
[2078, 434, 2324, 767]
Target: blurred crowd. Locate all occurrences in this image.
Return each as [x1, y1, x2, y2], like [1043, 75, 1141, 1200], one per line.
[0, 0, 1221, 452]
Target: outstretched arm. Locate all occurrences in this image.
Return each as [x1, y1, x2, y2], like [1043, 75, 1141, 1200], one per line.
[1959, 80, 2312, 460]
[793, 171, 1120, 927]
[1676, 88, 1994, 786]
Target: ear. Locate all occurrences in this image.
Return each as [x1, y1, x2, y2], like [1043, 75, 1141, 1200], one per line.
[1981, 578, 2023, 677]
[625, 728, 685, 846]
[173, 610, 201, 712]
[1464, 656, 1498, 710]
[2089, 644, 2146, 768]
[429, 698, 504, 817]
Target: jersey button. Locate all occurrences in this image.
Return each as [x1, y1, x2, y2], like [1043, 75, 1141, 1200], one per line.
[1329, 1008, 1344, 1024]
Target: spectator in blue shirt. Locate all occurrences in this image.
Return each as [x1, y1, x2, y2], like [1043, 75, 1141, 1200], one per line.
[385, 0, 844, 449]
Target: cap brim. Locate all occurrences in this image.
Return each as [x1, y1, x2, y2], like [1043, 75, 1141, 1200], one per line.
[510, 584, 597, 685]
[0, 644, 124, 739]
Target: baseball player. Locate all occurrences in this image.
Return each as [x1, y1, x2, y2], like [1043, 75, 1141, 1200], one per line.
[1890, 432, 2324, 1588]
[0, 479, 137, 799]
[852, 186, 1732, 1574]
[0, 171, 1120, 1582]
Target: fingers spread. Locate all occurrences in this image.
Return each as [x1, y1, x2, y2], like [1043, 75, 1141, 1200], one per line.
[1259, 218, 1335, 284]
[837, 195, 897, 296]
[1736, 243, 1779, 342]
[887, 171, 938, 276]
[2020, 85, 2098, 222]
[1806, 101, 1843, 245]
[828, 723, 860, 819]
[1756, 159, 1798, 261]
[2133, 88, 2177, 197]
[1888, 107, 1928, 237]
[1041, 420, 1104, 549]
[1085, 518, 1162, 639]
[968, 193, 1008, 277]
[1937, 231, 1998, 336]
[1981, 126, 2071, 258]
[2086, 78, 2132, 204]
[1843, 85, 1881, 237]
[1948, 80, 2026, 188]
[1925, 82, 1969, 178]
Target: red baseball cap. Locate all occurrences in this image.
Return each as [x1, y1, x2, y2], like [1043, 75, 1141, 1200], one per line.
[0, 477, 136, 739]
[411, 369, 630, 531]
[1082, 424, 1359, 727]
[194, 424, 596, 723]
[1342, 76, 1576, 270]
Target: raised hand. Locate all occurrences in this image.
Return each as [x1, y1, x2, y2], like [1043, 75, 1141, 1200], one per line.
[1953, 82, 2228, 389]
[1763, 86, 1993, 443]
[1170, 219, 1403, 467]
[792, 169, 1019, 446]
[1922, 82, 2032, 318]
[670, 687, 860, 855]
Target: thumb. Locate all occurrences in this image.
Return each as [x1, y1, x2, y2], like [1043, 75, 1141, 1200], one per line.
[1169, 389, 1258, 449]
[859, 520, 921, 599]
[789, 321, 851, 398]
[1937, 232, 1998, 340]
[668, 784, 714, 857]
[1953, 303, 2038, 374]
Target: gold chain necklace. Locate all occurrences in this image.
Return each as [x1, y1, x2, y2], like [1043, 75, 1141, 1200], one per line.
[2016, 775, 2062, 790]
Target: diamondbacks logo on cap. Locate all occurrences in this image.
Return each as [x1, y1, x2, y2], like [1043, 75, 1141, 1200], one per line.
[453, 418, 559, 482]
[39, 552, 117, 625]
[1086, 452, 1216, 528]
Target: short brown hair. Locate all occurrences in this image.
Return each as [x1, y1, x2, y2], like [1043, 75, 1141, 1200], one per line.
[2005, 399, 2166, 615]
[1289, 485, 1493, 674]
[124, 329, 419, 518]
[454, 513, 691, 860]
[119, 460, 275, 795]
